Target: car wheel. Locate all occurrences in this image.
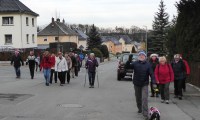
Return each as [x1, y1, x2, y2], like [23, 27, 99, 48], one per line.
[117, 74, 121, 81]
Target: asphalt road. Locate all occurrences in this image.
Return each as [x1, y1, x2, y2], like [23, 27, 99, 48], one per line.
[0, 59, 196, 120]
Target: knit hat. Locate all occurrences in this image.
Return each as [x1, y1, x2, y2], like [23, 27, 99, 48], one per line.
[150, 53, 158, 58]
[138, 51, 147, 57]
[174, 54, 181, 59]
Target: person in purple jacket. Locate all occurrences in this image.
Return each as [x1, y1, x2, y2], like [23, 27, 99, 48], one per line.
[85, 53, 99, 88]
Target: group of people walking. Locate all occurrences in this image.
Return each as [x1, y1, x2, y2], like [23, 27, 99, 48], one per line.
[128, 51, 190, 120]
[10, 50, 98, 88]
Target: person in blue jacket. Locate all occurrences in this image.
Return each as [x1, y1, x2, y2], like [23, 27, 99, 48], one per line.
[130, 51, 156, 120]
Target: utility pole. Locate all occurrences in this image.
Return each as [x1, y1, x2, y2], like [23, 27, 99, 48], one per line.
[143, 26, 148, 55]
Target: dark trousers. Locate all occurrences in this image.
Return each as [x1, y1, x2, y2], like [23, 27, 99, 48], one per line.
[134, 85, 148, 117]
[75, 66, 79, 77]
[174, 80, 183, 97]
[150, 82, 159, 96]
[182, 77, 186, 90]
[67, 70, 71, 83]
[35, 63, 39, 72]
[58, 71, 66, 84]
[50, 69, 57, 83]
[29, 65, 35, 79]
[160, 83, 170, 100]
[14, 66, 21, 77]
[88, 72, 96, 86]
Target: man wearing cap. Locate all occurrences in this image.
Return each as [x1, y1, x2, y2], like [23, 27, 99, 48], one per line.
[130, 51, 156, 120]
[11, 50, 24, 78]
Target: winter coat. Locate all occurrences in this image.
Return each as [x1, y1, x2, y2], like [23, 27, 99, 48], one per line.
[85, 58, 99, 72]
[65, 56, 72, 69]
[40, 56, 52, 69]
[50, 56, 56, 69]
[71, 56, 77, 67]
[26, 55, 36, 67]
[171, 60, 186, 80]
[154, 64, 174, 84]
[11, 55, 24, 67]
[183, 59, 190, 75]
[130, 60, 156, 87]
[55, 57, 68, 72]
[149, 58, 159, 72]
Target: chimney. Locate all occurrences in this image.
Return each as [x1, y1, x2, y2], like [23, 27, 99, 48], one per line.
[56, 18, 60, 22]
[52, 17, 54, 22]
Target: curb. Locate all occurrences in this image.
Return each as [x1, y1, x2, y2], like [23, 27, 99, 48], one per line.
[187, 83, 200, 92]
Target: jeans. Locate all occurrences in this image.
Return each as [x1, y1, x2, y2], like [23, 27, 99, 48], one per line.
[50, 69, 57, 83]
[43, 68, 51, 84]
[88, 72, 96, 86]
[174, 80, 183, 97]
[160, 83, 170, 100]
[29, 65, 35, 79]
[134, 85, 149, 118]
[14, 67, 21, 77]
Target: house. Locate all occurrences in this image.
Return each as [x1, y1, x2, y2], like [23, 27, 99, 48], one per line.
[102, 36, 122, 54]
[0, 0, 39, 49]
[118, 35, 137, 53]
[74, 29, 88, 50]
[37, 18, 79, 50]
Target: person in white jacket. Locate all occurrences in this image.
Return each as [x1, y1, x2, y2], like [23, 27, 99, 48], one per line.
[55, 52, 68, 86]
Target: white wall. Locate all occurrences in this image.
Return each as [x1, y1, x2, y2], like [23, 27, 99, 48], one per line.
[0, 13, 37, 49]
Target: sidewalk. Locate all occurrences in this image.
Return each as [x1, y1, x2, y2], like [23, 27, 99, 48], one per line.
[148, 83, 200, 120]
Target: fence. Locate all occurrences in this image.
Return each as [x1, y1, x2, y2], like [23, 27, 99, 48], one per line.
[188, 62, 200, 88]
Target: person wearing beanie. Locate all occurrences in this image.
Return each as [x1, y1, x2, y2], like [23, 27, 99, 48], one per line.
[149, 53, 159, 97]
[171, 54, 186, 100]
[11, 50, 24, 78]
[130, 51, 156, 120]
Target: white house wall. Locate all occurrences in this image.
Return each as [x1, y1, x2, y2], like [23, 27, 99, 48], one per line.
[0, 14, 37, 49]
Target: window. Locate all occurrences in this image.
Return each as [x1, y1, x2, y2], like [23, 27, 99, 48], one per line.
[26, 34, 29, 44]
[32, 18, 34, 27]
[55, 37, 59, 42]
[44, 37, 47, 41]
[5, 35, 12, 44]
[32, 34, 35, 43]
[2, 17, 13, 25]
[26, 17, 29, 26]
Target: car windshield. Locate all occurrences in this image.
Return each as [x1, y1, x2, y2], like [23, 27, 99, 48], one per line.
[122, 54, 138, 63]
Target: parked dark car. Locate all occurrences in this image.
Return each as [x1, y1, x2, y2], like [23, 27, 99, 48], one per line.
[117, 53, 138, 80]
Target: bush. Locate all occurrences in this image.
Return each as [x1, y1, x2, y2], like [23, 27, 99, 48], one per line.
[92, 48, 103, 58]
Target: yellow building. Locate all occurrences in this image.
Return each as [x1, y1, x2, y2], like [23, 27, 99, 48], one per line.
[37, 18, 79, 50]
[102, 36, 122, 54]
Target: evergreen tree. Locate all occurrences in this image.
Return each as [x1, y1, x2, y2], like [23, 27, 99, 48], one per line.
[87, 24, 102, 50]
[150, 0, 169, 56]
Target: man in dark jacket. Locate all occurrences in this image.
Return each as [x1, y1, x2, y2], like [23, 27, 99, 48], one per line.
[26, 51, 36, 79]
[130, 51, 156, 120]
[171, 54, 186, 100]
[85, 53, 99, 88]
[11, 50, 24, 78]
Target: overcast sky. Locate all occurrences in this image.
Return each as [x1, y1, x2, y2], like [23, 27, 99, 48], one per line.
[21, 0, 180, 29]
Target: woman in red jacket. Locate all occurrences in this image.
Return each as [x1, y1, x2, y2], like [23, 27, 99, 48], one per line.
[155, 56, 174, 104]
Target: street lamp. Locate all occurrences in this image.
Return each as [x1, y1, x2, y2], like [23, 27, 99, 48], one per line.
[143, 26, 148, 55]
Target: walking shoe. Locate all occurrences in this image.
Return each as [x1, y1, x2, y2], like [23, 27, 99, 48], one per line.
[161, 99, 165, 103]
[55, 81, 57, 83]
[89, 86, 92, 88]
[46, 83, 49, 86]
[138, 110, 142, 113]
[60, 84, 64, 86]
[165, 100, 169, 104]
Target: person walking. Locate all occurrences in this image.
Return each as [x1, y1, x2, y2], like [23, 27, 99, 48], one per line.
[65, 53, 72, 84]
[11, 50, 24, 78]
[50, 53, 57, 84]
[70, 52, 77, 78]
[40, 51, 52, 86]
[171, 54, 186, 100]
[55, 52, 68, 86]
[149, 53, 159, 97]
[130, 51, 156, 120]
[155, 56, 174, 104]
[26, 51, 36, 79]
[85, 53, 99, 88]
[180, 54, 190, 92]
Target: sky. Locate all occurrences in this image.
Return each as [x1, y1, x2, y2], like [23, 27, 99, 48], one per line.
[21, 0, 180, 29]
